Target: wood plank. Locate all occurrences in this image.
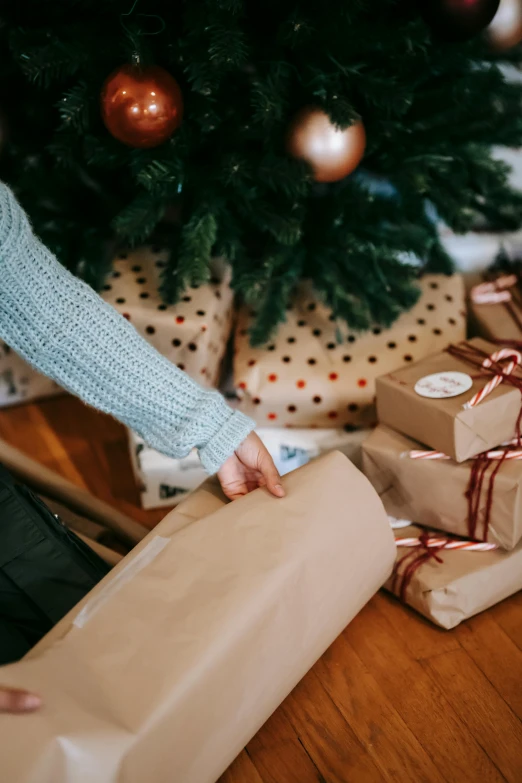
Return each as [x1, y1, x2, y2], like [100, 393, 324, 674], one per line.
[456, 612, 522, 721]
[0, 396, 166, 529]
[492, 593, 522, 653]
[245, 704, 323, 783]
[282, 670, 385, 782]
[345, 599, 505, 783]
[423, 648, 522, 783]
[372, 591, 461, 660]
[218, 751, 264, 783]
[315, 632, 446, 783]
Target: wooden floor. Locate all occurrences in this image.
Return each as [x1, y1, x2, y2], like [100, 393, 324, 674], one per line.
[1, 395, 522, 783]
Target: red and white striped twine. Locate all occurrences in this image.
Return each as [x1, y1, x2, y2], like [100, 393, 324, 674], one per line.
[470, 274, 518, 305]
[396, 536, 497, 552]
[405, 448, 522, 460]
[464, 348, 522, 409]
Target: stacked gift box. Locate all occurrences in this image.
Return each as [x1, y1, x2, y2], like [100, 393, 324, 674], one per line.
[468, 257, 522, 343]
[362, 336, 522, 629]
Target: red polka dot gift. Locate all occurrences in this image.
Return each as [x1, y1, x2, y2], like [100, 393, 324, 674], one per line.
[233, 275, 466, 429]
[103, 248, 233, 387]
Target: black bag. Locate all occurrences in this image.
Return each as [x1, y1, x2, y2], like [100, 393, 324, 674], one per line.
[0, 464, 110, 665]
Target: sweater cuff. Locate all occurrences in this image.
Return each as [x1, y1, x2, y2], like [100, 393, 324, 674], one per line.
[198, 409, 255, 474]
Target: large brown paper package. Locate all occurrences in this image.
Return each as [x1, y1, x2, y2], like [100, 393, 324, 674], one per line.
[387, 524, 522, 629]
[376, 337, 522, 463]
[0, 452, 395, 783]
[233, 274, 465, 429]
[362, 425, 522, 550]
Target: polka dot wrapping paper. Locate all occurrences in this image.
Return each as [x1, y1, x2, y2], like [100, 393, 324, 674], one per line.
[0, 341, 63, 408]
[233, 274, 466, 429]
[103, 248, 234, 388]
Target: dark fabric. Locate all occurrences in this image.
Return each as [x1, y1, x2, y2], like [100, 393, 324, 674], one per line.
[0, 464, 110, 665]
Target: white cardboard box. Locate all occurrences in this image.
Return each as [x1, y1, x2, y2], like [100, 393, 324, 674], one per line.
[129, 427, 371, 510]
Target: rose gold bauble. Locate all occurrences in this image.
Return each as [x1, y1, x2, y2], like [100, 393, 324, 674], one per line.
[101, 64, 183, 148]
[487, 0, 522, 49]
[286, 107, 366, 183]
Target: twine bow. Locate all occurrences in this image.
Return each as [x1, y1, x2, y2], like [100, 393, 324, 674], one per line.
[392, 532, 497, 602]
[403, 442, 519, 541]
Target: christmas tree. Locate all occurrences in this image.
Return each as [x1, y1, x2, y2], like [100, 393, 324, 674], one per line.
[1, 0, 522, 344]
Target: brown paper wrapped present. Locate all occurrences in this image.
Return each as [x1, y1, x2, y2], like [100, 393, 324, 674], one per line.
[469, 272, 522, 342]
[233, 274, 466, 428]
[0, 452, 395, 783]
[386, 524, 522, 629]
[103, 248, 233, 387]
[376, 337, 522, 463]
[362, 425, 522, 550]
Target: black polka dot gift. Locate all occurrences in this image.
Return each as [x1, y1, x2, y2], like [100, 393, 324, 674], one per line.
[103, 249, 234, 388]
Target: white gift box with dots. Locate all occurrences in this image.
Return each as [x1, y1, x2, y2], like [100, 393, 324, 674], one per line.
[129, 431, 207, 510]
[0, 342, 63, 408]
[233, 275, 466, 429]
[128, 427, 371, 510]
[102, 248, 234, 387]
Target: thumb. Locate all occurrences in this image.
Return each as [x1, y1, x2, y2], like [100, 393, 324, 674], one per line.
[0, 687, 41, 714]
[258, 451, 285, 498]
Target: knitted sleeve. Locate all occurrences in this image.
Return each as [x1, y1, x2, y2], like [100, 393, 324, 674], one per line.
[0, 183, 255, 474]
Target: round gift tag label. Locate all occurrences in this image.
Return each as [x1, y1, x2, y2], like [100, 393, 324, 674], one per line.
[414, 371, 473, 399]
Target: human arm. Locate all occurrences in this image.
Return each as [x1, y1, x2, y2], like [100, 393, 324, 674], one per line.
[0, 182, 256, 474]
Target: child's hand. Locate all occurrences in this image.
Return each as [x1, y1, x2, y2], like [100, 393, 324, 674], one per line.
[0, 686, 41, 713]
[217, 432, 285, 501]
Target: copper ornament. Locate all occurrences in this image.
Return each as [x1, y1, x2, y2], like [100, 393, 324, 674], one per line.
[101, 64, 183, 149]
[286, 107, 366, 183]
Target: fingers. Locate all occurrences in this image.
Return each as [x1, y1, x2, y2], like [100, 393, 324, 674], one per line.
[219, 434, 285, 500]
[258, 451, 285, 498]
[0, 687, 41, 714]
[217, 456, 250, 501]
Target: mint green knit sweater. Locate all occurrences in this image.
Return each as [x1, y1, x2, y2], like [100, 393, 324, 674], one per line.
[0, 183, 254, 473]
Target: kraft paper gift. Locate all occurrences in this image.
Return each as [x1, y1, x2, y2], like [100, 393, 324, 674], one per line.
[0, 452, 395, 783]
[387, 523, 522, 629]
[233, 274, 465, 429]
[376, 337, 522, 463]
[362, 425, 522, 550]
[469, 273, 522, 342]
[103, 248, 234, 387]
[0, 340, 63, 408]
